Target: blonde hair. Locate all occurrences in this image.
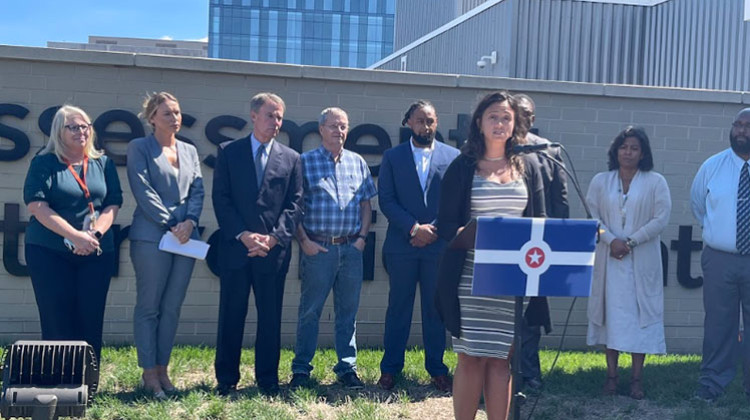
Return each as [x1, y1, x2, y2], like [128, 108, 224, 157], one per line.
[139, 91, 179, 129]
[42, 105, 103, 162]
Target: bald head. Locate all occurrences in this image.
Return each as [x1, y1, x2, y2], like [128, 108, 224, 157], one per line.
[730, 107, 750, 158]
[515, 93, 535, 125]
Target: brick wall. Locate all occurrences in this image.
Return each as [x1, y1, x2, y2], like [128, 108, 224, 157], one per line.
[1, 45, 747, 354]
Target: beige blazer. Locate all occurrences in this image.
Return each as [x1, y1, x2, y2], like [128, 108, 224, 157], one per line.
[586, 170, 671, 328]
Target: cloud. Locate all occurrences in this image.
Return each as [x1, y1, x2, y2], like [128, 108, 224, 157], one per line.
[160, 35, 174, 40]
[190, 37, 209, 42]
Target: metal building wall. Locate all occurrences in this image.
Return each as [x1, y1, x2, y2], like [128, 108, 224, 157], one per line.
[393, 0, 463, 49]
[379, 0, 750, 91]
[511, 0, 647, 84]
[643, 0, 750, 91]
[379, 1, 515, 75]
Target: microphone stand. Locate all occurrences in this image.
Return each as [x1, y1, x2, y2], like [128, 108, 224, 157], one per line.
[509, 146, 593, 420]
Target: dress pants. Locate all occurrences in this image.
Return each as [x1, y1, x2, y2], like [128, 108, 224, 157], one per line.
[380, 252, 448, 377]
[131, 240, 195, 369]
[215, 258, 287, 389]
[698, 246, 750, 396]
[521, 320, 542, 381]
[25, 244, 114, 362]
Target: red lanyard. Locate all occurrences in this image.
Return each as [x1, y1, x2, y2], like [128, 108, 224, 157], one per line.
[65, 156, 96, 216]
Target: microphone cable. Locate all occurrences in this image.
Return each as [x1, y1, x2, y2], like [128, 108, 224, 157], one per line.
[524, 144, 591, 420]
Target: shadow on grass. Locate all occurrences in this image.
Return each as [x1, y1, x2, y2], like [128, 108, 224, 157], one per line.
[539, 357, 703, 404]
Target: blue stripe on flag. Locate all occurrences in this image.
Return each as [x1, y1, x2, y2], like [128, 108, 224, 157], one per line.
[542, 219, 598, 252]
[472, 263, 526, 296]
[474, 217, 531, 251]
[539, 266, 594, 296]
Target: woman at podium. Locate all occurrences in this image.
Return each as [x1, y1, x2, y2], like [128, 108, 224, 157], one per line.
[436, 91, 546, 420]
[586, 126, 671, 400]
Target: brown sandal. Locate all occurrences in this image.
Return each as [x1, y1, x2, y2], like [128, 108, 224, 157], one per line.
[603, 375, 618, 396]
[630, 378, 644, 400]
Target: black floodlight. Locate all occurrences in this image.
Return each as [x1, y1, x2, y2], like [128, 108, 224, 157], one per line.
[0, 341, 99, 420]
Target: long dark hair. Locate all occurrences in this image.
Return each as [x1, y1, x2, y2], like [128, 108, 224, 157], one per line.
[462, 91, 529, 173]
[607, 126, 654, 171]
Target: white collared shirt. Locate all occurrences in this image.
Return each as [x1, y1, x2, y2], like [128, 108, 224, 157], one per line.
[410, 138, 435, 196]
[691, 148, 750, 253]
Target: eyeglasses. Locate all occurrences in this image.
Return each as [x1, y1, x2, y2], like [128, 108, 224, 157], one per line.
[324, 124, 348, 132]
[64, 124, 92, 133]
[732, 121, 750, 130]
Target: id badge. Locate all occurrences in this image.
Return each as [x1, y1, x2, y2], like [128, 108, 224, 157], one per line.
[83, 211, 99, 231]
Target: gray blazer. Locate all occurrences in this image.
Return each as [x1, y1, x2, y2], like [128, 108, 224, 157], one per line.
[127, 134, 204, 242]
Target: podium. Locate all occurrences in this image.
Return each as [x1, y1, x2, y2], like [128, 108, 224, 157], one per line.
[450, 216, 597, 419]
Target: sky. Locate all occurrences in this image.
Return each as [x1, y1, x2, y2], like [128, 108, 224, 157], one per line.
[0, 0, 209, 47]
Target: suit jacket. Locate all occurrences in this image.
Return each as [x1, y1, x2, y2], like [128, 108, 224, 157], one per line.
[127, 134, 204, 242]
[212, 135, 303, 272]
[379, 140, 459, 256]
[527, 133, 569, 218]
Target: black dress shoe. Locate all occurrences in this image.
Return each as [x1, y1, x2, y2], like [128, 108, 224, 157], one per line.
[216, 383, 237, 396]
[259, 383, 280, 396]
[338, 372, 364, 390]
[289, 373, 311, 390]
[377, 373, 395, 390]
[524, 377, 543, 391]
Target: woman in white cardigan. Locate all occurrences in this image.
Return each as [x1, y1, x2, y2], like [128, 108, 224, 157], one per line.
[586, 126, 671, 400]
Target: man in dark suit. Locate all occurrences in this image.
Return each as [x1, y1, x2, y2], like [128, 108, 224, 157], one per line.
[212, 92, 303, 396]
[516, 94, 569, 390]
[377, 100, 459, 392]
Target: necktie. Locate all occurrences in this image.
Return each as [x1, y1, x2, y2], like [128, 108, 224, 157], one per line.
[737, 162, 750, 254]
[255, 144, 266, 188]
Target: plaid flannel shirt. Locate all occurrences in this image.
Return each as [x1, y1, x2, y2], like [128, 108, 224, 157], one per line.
[300, 146, 377, 237]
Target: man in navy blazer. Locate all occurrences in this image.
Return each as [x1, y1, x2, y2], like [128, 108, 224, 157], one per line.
[212, 92, 303, 396]
[377, 101, 459, 392]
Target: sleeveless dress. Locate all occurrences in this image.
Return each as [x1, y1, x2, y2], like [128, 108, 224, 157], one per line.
[452, 175, 528, 359]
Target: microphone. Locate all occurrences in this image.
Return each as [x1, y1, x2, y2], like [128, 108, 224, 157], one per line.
[512, 142, 561, 154]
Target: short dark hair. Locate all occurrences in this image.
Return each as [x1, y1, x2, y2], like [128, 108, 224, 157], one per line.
[607, 126, 654, 171]
[462, 91, 530, 173]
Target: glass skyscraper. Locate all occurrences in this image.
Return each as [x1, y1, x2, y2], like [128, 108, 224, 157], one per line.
[209, 0, 395, 68]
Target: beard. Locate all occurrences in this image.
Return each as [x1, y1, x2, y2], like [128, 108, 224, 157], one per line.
[412, 130, 435, 146]
[730, 132, 750, 156]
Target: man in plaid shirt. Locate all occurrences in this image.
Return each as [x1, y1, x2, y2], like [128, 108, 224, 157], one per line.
[290, 107, 377, 390]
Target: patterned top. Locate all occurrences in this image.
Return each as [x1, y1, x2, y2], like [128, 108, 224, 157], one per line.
[301, 146, 377, 236]
[452, 175, 527, 359]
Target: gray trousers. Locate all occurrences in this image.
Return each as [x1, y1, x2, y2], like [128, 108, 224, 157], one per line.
[131, 240, 195, 369]
[699, 246, 750, 396]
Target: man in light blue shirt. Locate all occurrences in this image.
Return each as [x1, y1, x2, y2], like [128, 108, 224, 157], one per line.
[691, 107, 750, 402]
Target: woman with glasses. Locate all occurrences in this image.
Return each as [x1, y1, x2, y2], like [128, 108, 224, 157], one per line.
[586, 127, 671, 400]
[23, 105, 123, 362]
[127, 92, 204, 398]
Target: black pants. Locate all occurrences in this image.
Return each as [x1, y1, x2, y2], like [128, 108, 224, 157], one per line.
[521, 318, 542, 381]
[215, 261, 287, 388]
[25, 244, 114, 362]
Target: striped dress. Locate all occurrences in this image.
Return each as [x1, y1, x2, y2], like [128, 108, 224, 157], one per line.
[452, 175, 528, 359]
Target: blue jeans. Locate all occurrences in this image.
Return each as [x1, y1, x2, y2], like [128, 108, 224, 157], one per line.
[292, 243, 363, 377]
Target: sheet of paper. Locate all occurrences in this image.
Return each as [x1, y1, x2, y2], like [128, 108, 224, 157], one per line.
[158, 231, 210, 260]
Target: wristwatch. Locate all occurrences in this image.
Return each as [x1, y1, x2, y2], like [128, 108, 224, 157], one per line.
[358, 234, 368, 240]
[625, 237, 637, 249]
[93, 230, 103, 240]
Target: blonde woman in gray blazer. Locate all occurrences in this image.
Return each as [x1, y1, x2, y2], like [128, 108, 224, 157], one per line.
[127, 92, 204, 398]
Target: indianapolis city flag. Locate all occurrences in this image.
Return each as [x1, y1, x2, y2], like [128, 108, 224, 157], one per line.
[471, 217, 598, 297]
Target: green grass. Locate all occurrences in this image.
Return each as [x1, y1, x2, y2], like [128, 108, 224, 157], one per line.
[5, 346, 750, 419]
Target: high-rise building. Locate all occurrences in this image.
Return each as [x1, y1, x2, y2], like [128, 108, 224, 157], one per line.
[208, 0, 395, 68]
